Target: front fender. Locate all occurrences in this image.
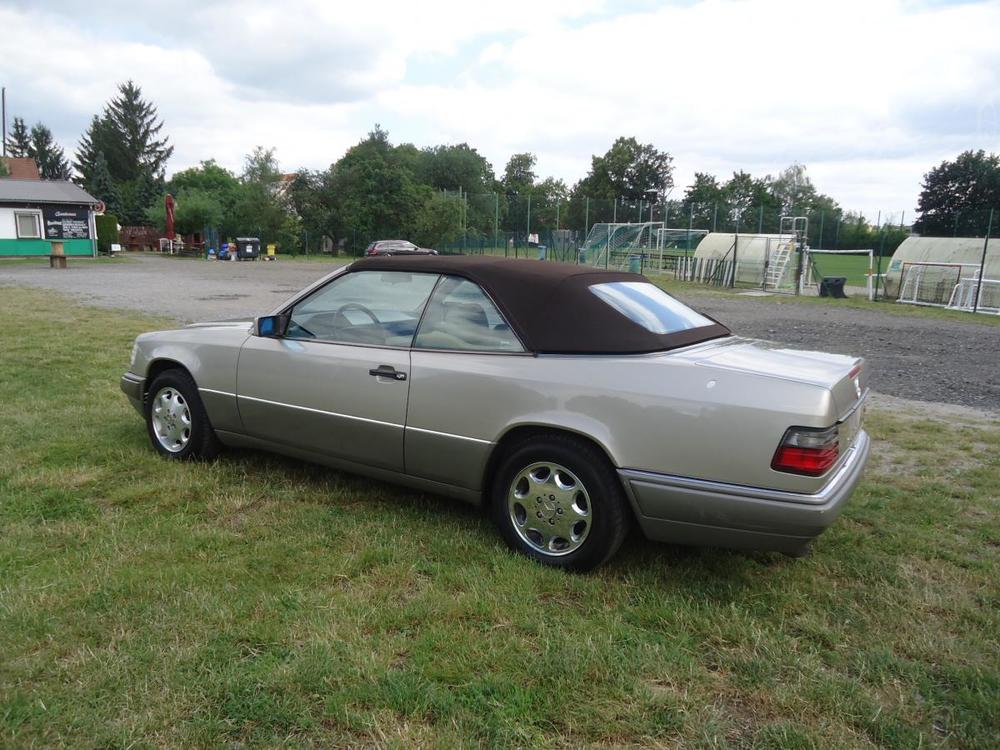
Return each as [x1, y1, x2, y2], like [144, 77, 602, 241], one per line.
[131, 327, 251, 433]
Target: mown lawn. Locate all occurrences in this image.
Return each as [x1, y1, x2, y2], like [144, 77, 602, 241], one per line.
[1, 287, 997, 749]
[807, 254, 874, 288]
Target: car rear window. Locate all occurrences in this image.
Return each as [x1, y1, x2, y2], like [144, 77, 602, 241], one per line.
[589, 281, 715, 334]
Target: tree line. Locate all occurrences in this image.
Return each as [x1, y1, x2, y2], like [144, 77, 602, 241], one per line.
[4, 80, 999, 253]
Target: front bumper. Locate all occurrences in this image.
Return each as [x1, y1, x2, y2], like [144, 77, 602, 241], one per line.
[120, 372, 145, 415]
[619, 430, 871, 555]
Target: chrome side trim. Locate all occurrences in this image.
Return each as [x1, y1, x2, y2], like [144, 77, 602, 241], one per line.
[620, 430, 870, 506]
[405, 425, 493, 445]
[409, 347, 534, 357]
[199, 387, 236, 398]
[237, 394, 404, 429]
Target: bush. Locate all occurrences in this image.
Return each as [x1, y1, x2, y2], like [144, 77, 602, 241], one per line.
[95, 214, 120, 254]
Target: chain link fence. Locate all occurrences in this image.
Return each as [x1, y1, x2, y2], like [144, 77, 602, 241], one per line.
[269, 193, 998, 316]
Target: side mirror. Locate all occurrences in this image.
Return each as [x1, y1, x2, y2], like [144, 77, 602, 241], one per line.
[255, 314, 287, 337]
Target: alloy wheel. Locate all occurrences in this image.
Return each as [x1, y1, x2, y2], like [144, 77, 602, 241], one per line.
[151, 387, 192, 453]
[507, 461, 592, 556]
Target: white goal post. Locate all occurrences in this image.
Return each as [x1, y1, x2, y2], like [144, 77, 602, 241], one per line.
[947, 276, 1000, 314]
[802, 248, 875, 301]
[897, 261, 981, 308]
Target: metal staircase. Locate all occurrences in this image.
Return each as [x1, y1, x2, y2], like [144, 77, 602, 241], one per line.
[761, 216, 809, 292]
[763, 239, 794, 289]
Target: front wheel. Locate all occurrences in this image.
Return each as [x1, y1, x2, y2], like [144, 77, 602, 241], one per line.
[145, 370, 221, 459]
[491, 434, 629, 571]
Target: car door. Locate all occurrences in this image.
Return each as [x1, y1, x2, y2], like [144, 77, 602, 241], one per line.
[405, 275, 529, 489]
[237, 270, 439, 472]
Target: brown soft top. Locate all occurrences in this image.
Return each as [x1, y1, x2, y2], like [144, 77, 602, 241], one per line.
[350, 255, 730, 354]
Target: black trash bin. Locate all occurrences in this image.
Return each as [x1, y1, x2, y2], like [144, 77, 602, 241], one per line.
[819, 276, 847, 298]
[235, 237, 261, 261]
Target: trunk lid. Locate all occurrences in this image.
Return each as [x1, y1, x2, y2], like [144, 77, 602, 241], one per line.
[681, 336, 867, 419]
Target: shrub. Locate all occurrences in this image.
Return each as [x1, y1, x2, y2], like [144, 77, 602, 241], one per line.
[95, 214, 120, 254]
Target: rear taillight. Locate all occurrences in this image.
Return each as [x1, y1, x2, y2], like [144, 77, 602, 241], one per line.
[771, 425, 839, 476]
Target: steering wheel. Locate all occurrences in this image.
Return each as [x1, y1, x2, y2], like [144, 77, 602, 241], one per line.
[333, 302, 380, 327]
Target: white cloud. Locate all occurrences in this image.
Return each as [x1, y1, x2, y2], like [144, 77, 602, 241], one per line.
[1, 0, 998, 214]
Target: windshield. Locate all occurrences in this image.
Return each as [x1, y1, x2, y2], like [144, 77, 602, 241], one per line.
[589, 282, 715, 334]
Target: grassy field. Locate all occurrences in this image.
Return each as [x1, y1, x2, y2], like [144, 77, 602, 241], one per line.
[807, 253, 875, 288]
[1, 288, 998, 749]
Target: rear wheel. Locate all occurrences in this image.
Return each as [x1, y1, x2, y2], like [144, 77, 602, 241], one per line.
[491, 434, 629, 571]
[145, 370, 221, 459]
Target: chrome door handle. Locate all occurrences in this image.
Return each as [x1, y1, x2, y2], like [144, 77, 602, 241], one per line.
[369, 365, 406, 381]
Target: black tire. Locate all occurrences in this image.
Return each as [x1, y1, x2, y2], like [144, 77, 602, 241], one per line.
[491, 433, 629, 571]
[145, 369, 221, 460]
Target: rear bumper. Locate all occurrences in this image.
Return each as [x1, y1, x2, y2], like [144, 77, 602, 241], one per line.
[120, 372, 145, 415]
[620, 430, 870, 555]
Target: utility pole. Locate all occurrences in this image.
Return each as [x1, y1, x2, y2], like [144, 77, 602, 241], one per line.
[494, 191, 500, 257]
[1, 87, 6, 157]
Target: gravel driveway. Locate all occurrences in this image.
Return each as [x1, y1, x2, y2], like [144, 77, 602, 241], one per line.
[0, 254, 343, 323]
[3, 254, 998, 409]
[684, 293, 1000, 411]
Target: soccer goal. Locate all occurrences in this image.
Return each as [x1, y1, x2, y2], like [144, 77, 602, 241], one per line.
[946, 276, 1000, 314]
[803, 248, 875, 300]
[896, 261, 981, 307]
[582, 222, 663, 270]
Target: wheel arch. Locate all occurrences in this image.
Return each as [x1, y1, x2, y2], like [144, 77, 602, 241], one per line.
[144, 358, 195, 398]
[482, 423, 620, 497]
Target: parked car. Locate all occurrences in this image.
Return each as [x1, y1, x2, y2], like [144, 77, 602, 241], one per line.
[364, 239, 438, 256]
[121, 257, 870, 570]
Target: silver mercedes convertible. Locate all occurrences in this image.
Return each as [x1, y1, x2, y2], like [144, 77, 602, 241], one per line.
[121, 256, 870, 570]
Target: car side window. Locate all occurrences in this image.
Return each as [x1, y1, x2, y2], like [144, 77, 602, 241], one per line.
[286, 271, 439, 347]
[414, 276, 524, 352]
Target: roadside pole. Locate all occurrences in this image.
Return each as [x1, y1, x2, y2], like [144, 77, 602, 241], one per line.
[873, 212, 885, 302]
[526, 193, 531, 250]
[731, 232, 738, 289]
[495, 192, 500, 258]
[687, 203, 694, 252]
[973, 208, 993, 314]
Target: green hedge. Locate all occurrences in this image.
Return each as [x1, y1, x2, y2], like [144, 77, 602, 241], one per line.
[95, 214, 120, 254]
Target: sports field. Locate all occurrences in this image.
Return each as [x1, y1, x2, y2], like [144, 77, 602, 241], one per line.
[806, 253, 878, 288]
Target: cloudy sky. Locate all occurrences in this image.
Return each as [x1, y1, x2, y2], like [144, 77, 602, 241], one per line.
[2, 0, 998, 216]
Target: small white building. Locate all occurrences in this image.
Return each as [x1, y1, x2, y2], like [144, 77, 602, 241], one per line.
[0, 179, 100, 258]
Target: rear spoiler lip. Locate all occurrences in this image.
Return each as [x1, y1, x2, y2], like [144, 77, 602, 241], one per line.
[837, 388, 869, 424]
